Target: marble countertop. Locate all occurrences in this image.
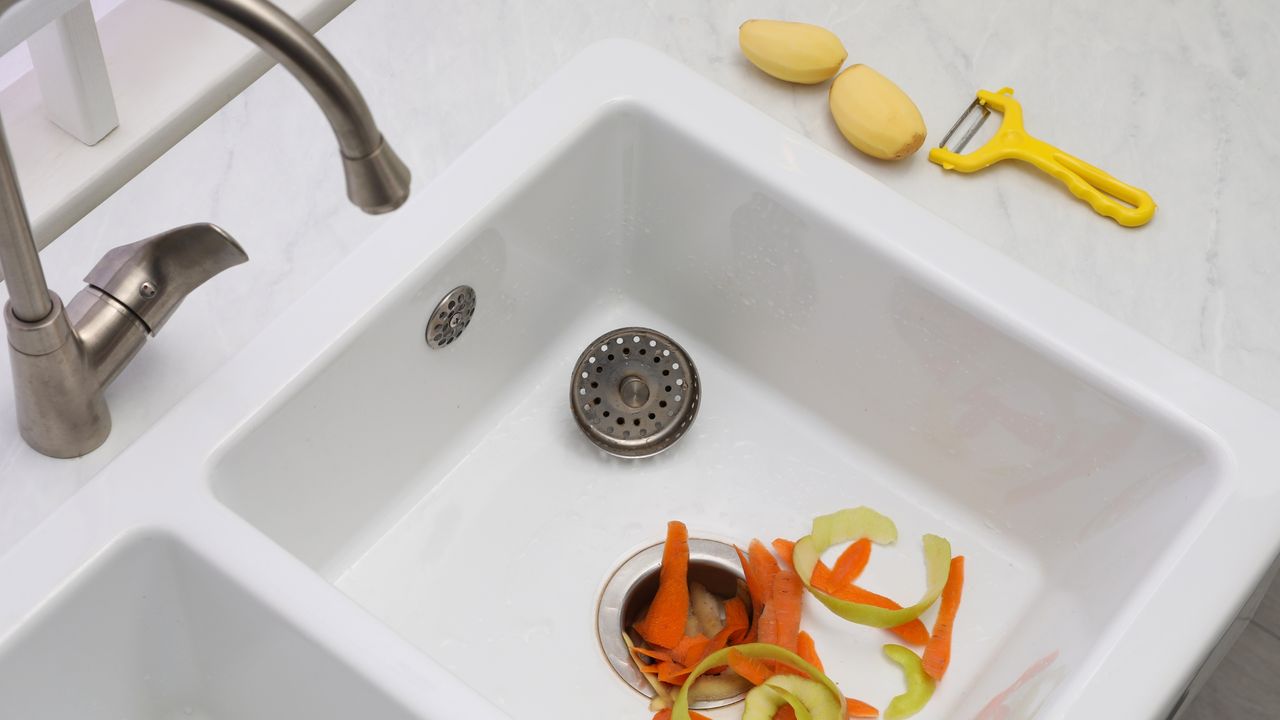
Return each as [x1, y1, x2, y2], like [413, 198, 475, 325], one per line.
[2, 0, 1277, 556]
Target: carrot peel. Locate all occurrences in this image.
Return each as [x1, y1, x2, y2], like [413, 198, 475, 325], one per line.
[796, 630, 824, 672]
[923, 555, 965, 680]
[846, 697, 880, 717]
[635, 521, 691, 648]
[830, 538, 872, 587]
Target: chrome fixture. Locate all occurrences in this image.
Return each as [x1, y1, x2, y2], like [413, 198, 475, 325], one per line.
[425, 285, 476, 349]
[0, 0, 411, 457]
[570, 327, 701, 458]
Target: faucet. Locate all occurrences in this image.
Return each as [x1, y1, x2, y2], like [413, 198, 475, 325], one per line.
[0, 0, 411, 458]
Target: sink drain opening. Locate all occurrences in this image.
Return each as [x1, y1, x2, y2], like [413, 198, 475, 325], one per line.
[570, 327, 701, 458]
[597, 538, 751, 710]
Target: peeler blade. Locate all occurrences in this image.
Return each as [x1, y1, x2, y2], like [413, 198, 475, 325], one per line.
[938, 97, 992, 154]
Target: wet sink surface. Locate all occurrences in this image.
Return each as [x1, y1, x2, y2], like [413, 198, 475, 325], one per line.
[6, 40, 1280, 720]
[210, 85, 1226, 718]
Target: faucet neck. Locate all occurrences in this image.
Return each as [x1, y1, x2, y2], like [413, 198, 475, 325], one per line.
[0, 121, 52, 322]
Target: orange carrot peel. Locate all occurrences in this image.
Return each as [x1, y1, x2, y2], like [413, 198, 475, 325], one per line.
[846, 697, 881, 717]
[923, 555, 965, 680]
[636, 521, 691, 648]
[829, 538, 872, 587]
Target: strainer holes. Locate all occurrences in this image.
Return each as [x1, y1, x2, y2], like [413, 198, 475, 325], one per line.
[438, 311, 446, 320]
[623, 347, 631, 355]
[665, 385, 672, 393]
[659, 400, 667, 408]
[653, 356, 661, 364]
[608, 354, 615, 361]
[603, 411, 611, 417]
[593, 397, 602, 405]
[616, 417, 625, 426]
[633, 418, 641, 426]
[590, 381, 599, 389]
[596, 366, 604, 374]
[448, 300, 456, 310]
[639, 349, 646, 355]
[662, 369, 670, 376]
[648, 413, 656, 420]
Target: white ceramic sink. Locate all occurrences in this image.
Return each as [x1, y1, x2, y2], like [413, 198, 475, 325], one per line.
[3, 40, 1280, 720]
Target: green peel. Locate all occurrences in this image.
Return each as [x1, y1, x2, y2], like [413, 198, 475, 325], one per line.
[793, 506, 951, 629]
[810, 506, 899, 548]
[743, 684, 813, 720]
[883, 644, 936, 720]
[672, 643, 843, 720]
[761, 675, 844, 720]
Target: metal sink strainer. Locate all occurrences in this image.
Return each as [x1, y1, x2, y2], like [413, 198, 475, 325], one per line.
[570, 327, 700, 458]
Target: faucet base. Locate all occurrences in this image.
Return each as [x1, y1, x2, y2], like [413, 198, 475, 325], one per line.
[7, 293, 110, 458]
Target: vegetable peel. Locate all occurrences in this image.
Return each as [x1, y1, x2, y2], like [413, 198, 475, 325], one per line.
[635, 521, 691, 648]
[672, 643, 843, 720]
[744, 683, 814, 720]
[794, 522, 951, 629]
[883, 644, 936, 720]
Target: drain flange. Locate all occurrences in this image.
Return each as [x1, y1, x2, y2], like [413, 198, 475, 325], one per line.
[570, 327, 700, 458]
[597, 538, 750, 709]
[425, 285, 475, 349]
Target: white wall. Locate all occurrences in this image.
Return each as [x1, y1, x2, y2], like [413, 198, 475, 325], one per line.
[0, 0, 128, 91]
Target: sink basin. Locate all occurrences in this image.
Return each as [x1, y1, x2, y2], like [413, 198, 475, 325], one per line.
[3, 40, 1280, 720]
[0, 534, 418, 719]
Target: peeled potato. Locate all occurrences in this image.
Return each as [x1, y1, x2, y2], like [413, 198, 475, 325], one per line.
[739, 19, 847, 84]
[829, 64, 926, 160]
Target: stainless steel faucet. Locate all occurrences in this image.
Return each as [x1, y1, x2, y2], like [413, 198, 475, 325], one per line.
[0, 0, 411, 458]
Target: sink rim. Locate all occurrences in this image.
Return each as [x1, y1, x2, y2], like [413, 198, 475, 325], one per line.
[0, 38, 1277, 720]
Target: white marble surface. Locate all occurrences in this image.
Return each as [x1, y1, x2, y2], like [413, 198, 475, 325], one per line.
[1, 0, 1278, 572]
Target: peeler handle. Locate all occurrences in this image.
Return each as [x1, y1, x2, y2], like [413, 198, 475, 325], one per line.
[1025, 143, 1157, 227]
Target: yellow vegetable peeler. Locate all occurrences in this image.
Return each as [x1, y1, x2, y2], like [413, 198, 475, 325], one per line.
[928, 88, 1156, 227]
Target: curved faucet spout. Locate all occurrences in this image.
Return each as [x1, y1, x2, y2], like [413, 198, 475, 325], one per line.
[0, 0, 411, 457]
[173, 0, 411, 213]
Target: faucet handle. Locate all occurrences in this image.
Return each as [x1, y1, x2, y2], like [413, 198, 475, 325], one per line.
[84, 223, 248, 334]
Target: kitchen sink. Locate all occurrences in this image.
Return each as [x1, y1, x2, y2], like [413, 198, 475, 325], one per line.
[3, 40, 1280, 720]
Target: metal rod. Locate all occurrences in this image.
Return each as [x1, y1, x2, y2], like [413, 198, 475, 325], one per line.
[0, 122, 52, 322]
[172, 0, 383, 159]
[938, 97, 991, 155]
